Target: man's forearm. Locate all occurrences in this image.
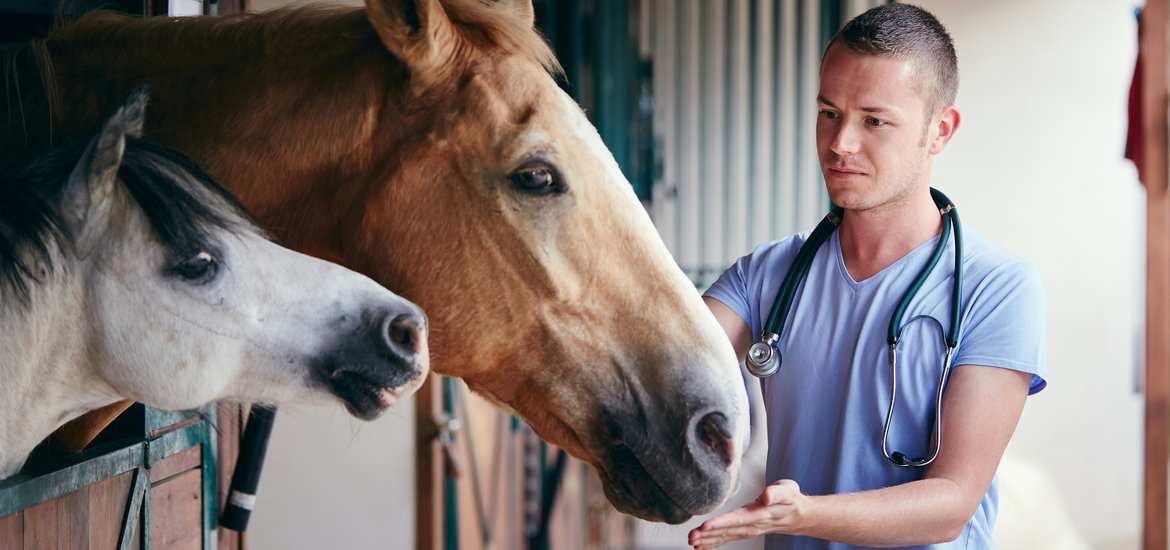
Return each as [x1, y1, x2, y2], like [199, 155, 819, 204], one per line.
[791, 477, 975, 547]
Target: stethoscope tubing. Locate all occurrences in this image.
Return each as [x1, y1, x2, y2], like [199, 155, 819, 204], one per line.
[746, 188, 964, 468]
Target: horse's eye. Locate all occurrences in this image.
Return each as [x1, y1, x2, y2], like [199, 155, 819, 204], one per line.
[509, 165, 564, 196]
[171, 251, 218, 282]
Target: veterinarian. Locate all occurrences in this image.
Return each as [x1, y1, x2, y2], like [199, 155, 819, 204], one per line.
[688, 4, 1047, 549]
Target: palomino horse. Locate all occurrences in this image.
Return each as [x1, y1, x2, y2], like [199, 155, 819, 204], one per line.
[0, 0, 748, 522]
[0, 88, 429, 480]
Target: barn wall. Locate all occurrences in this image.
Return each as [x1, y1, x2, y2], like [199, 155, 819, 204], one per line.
[915, 1, 1143, 547]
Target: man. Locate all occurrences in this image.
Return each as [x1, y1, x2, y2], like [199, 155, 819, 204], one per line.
[688, 4, 1046, 549]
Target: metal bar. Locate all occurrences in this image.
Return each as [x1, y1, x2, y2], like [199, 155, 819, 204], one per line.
[148, 422, 213, 467]
[118, 467, 148, 550]
[143, 465, 152, 550]
[776, 0, 797, 239]
[452, 383, 491, 548]
[532, 449, 568, 550]
[595, 0, 633, 193]
[679, 0, 701, 272]
[202, 410, 217, 550]
[442, 378, 458, 550]
[700, 0, 726, 279]
[725, 0, 751, 261]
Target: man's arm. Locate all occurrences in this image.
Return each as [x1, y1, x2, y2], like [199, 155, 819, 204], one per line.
[704, 296, 754, 364]
[688, 362, 1031, 549]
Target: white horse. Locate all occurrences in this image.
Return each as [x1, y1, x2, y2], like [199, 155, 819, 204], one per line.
[0, 89, 430, 479]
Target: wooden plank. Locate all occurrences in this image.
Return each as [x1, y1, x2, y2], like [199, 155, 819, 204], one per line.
[89, 471, 136, 550]
[60, 486, 90, 550]
[0, 509, 23, 548]
[151, 446, 202, 484]
[416, 375, 444, 550]
[151, 470, 203, 550]
[216, 402, 242, 550]
[22, 497, 57, 550]
[1144, 1, 1170, 549]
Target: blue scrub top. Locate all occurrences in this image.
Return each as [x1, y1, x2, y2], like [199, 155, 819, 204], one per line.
[704, 224, 1047, 550]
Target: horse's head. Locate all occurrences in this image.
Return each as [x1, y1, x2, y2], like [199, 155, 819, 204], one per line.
[59, 88, 430, 420]
[350, 0, 750, 522]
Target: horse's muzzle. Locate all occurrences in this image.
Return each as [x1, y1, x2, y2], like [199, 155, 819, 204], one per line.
[592, 402, 742, 524]
[318, 305, 430, 420]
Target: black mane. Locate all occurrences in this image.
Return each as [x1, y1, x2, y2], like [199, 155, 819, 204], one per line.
[0, 134, 257, 302]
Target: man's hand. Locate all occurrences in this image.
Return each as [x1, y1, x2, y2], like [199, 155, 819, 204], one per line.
[687, 479, 806, 550]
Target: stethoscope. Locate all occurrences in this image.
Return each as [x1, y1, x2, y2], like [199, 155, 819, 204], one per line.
[745, 188, 964, 467]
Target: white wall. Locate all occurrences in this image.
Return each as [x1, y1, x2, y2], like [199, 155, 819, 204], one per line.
[247, 397, 416, 549]
[917, 1, 1143, 547]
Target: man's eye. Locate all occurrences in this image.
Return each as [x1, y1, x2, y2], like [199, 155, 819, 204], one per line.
[866, 117, 886, 127]
[820, 110, 838, 120]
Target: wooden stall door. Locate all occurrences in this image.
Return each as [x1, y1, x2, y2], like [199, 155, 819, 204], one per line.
[0, 405, 221, 550]
[1143, 2, 1170, 549]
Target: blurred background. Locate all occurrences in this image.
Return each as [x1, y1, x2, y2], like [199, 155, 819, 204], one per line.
[0, 0, 1146, 548]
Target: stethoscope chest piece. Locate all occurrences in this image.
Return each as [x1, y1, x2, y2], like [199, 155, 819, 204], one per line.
[746, 331, 781, 377]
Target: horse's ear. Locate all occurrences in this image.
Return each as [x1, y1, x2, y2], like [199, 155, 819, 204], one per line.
[365, 0, 457, 79]
[121, 85, 150, 138]
[61, 94, 140, 258]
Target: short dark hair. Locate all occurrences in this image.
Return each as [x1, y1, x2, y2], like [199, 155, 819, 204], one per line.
[825, 3, 958, 114]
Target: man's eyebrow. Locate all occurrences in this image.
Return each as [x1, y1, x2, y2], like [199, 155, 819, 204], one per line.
[816, 95, 895, 114]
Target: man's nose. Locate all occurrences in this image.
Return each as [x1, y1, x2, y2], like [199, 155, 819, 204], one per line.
[830, 121, 861, 155]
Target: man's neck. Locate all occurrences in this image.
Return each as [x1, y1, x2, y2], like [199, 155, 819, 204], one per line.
[837, 191, 944, 282]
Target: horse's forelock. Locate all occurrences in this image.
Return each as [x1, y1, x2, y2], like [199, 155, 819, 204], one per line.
[0, 135, 258, 303]
[116, 137, 261, 255]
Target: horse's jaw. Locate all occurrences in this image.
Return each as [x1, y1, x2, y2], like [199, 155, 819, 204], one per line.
[457, 303, 749, 524]
[0, 275, 123, 480]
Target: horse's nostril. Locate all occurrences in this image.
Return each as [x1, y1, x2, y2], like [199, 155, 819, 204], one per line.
[695, 412, 734, 466]
[385, 314, 424, 356]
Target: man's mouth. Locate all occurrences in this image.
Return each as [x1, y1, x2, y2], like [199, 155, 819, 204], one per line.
[828, 166, 866, 176]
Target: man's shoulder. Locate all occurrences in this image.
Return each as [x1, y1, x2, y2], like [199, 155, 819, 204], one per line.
[960, 224, 1040, 276]
[745, 231, 816, 264]
[957, 224, 1046, 305]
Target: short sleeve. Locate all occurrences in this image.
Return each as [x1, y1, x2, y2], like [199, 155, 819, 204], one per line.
[953, 260, 1048, 394]
[702, 238, 806, 341]
[703, 253, 757, 333]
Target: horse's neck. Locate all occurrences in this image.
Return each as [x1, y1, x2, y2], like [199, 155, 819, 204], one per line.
[0, 265, 118, 478]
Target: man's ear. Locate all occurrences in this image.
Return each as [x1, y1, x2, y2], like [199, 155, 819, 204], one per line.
[929, 105, 961, 155]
